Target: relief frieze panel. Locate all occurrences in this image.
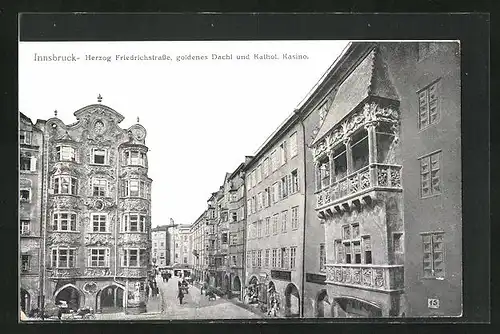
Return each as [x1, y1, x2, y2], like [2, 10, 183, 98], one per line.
[118, 198, 150, 212]
[49, 196, 81, 211]
[47, 232, 82, 246]
[84, 233, 114, 246]
[84, 267, 113, 277]
[312, 101, 400, 161]
[118, 233, 149, 246]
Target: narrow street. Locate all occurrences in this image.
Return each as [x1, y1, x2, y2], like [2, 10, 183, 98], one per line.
[94, 275, 260, 320]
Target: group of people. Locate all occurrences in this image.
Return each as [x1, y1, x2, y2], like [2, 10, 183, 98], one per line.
[145, 278, 159, 299]
[200, 282, 217, 301]
[161, 271, 171, 283]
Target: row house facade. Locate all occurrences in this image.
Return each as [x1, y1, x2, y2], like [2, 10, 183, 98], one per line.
[189, 211, 208, 282]
[243, 115, 305, 318]
[151, 225, 170, 268]
[38, 100, 153, 314]
[19, 113, 44, 315]
[308, 42, 461, 317]
[168, 223, 192, 276]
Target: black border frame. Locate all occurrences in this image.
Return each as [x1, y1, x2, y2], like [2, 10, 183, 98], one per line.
[1, 8, 491, 333]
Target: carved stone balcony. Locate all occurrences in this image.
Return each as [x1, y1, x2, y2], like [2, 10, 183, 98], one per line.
[325, 263, 404, 292]
[316, 163, 402, 214]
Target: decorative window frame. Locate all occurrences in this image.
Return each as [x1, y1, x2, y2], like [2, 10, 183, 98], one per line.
[52, 175, 79, 195]
[20, 188, 31, 203]
[92, 178, 108, 197]
[52, 211, 78, 232]
[91, 212, 108, 233]
[87, 247, 110, 268]
[124, 149, 147, 167]
[51, 246, 78, 268]
[20, 131, 32, 145]
[121, 248, 141, 267]
[91, 147, 108, 165]
[121, 212, 147, 233]
[56, 144, 77, 162]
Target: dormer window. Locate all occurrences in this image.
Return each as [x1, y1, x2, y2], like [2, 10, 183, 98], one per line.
[92, 148, 107, 165]
[56, 145, 76, 162]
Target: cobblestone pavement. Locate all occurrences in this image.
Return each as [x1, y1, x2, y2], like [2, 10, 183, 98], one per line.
[91, 276, 260, 320]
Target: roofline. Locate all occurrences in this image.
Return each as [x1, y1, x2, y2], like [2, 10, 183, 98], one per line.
[228, 162, 245, 179]
[243, 111, 301, 171]
[296, 42, 377, 120]
[73, 103, 125, 123]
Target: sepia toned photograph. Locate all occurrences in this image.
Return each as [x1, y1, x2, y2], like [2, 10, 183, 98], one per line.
[18, 16, 465, 321]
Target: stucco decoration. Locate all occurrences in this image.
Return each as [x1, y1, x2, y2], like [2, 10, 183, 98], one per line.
[119, 198, 149, 212]
[49, 268, 81, 278]
[118, 234, 148, 246]
[84, 233, 114, 246]
[82, 197, 116, 211]
[50, 196, 81, 211]
[118, 268, 147, 278]
[83, 282, 98, 294]
[47, 232, 81, 246]
[85, 268, 112, 277]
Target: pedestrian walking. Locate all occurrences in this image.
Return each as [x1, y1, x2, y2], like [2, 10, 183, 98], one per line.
[178, 288, 184, 305]
[152, 281, 158, 297]
[145, 284, 150, 300]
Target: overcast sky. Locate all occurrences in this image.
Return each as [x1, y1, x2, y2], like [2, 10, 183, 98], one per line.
[19, 40, 349, 227]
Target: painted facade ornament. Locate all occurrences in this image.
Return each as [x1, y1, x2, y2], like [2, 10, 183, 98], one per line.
[85, 268, 112, 277]
[83, 282, 98, 294]
[94, 120, 105, 135]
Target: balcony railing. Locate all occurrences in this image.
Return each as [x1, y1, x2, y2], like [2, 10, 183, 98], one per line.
[316, 163, 402, 209]
[325, 263, 404, 292]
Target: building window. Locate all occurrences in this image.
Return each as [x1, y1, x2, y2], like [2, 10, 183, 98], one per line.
[393, 233, 403, 253]
[272, 249, 277, 268]
[418, 80, 440, 130]
[88, 248, 109, 267]
[272, 214, 279, 235]
[20, 155, 32, 171]
[257, 220, 263, 238]
[20, 189, 31, 202]
[92, 213, 107, 232]
[257, 250, 262, 268]
[20, 220, 30, 235]
[52, 212, 77, 231]
[122, 213, 146, 232]
[125, 150, 146, 166]
[122, 249, 140, 267]
[21, 255, 31, 272]
[363, 236, 372, 264]
[271, 183, 276, 203]
[265, 249, 270, 268]
[51, 247, 77, 268]
[281, 247, 288, 269]
[92, 148, 107, 165]
[290, 246, 297, 270]
[263, 158, 270, 178]
[351, 130, 369, 172]
[56, 145, 76, 162]
[247, 251, 251, 268]
[265, 217, 270, 236]
[92, 178, 107, 197]
[319, 243, 326, 272]
[279, 141, 287, 166]
[290, 132, 298, 158]
[232, 255, 237, 266]
[122, 179, 147, 198]
[281, 210, 287, 233]
[422, 232, 445, 278]
[257, 164, 262, 183]
[160, 242, 164, 247]
[318, 157, 330, 190]
[291, 206, 299, 230]
[251, 250, 256, 268]
[230, 233, 238, 245]
[420, 151, 441, 198]
[232, 212, 237, 222]
[20, 131, 32, 145]
[291, 170, 299, 194]
[333, 146, 348, 182]
[281, 177, 288, 199]
[53, 176, 78, 195]
[271, 150, 278, 172]
[222, 232, 228, 244]
[183, 257, 188, 264]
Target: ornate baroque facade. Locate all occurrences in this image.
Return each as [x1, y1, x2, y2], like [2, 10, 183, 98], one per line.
[40, 101, 153, 314]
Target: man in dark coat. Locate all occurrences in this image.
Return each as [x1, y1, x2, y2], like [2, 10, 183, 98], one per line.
[178, 289, 184, 305]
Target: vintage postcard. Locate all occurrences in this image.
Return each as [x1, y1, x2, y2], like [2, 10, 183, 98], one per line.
[18, 15, 465, 322]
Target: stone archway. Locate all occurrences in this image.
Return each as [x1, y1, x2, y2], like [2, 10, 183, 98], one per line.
[20, 289, 31, 314]
[316, 289, 330, 317]
[284, 283, 300, 318]
[224, 274, 230, 292]
[54, 284, 82, 311]
[232, 276, 242, 300]
[96, 284, 125, 314]
[331, 297, 383, 318]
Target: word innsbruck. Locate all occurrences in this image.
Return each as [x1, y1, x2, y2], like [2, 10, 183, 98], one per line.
[33, 52, 309, 63]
